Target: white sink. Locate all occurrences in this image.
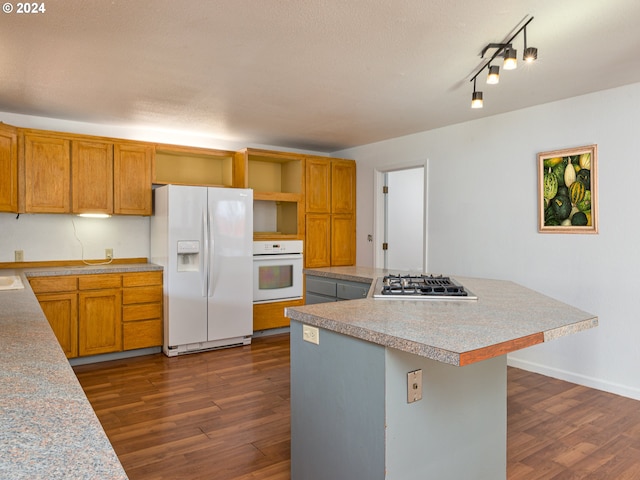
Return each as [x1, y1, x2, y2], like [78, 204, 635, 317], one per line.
[0, 275, 24, 290]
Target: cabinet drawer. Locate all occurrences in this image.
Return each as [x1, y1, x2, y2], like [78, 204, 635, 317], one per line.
[29, 276, 78, 293]
[123, 303, 162, 322]
[122, 271, 162, 287]
[78, 274, 122, 290]
[123, 285, 163, 305]
[336, 281, 369, 300]
[123, 319, 162, 350]
[305, 293, 338, 305]
[306, 276, 337, 297]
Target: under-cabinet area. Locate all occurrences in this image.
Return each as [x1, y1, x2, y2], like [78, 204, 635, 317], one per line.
[28, 267, 163, 359]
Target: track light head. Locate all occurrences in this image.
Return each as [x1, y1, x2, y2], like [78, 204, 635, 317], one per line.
[523, 47, 538, 63]
[503, 47, 517, 70]
[471, 91, 483, 109]
[487, 65, 500, 84]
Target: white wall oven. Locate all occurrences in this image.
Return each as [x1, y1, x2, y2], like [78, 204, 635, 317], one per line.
[253, 240, 303, 303]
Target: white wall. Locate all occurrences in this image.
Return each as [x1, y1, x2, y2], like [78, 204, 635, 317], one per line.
[0, 213, 150, 262]
[335, 82, 640, 401]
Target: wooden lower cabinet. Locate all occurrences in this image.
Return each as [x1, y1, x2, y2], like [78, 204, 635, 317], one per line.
[122, 271, 163, 350]
[31, 270, 163, 359]
[36, 292, 78, 358]
[253, 298, 305, 331]
[79, 288, 122, 356]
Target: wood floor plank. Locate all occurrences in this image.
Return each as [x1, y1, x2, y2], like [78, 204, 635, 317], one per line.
[74, 334, 640, 479]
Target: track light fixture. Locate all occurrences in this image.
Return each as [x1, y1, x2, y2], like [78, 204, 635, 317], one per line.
[470, 16, 537, 108]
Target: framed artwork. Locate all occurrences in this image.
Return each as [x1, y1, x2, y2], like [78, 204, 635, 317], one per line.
[538, 144, 598, 234]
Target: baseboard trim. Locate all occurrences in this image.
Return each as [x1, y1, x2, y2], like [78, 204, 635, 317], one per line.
[507, 356, 640, 401]
[69, 347, 161, 366]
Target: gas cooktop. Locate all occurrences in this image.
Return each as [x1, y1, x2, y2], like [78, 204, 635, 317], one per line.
[372, 274, 477, 301]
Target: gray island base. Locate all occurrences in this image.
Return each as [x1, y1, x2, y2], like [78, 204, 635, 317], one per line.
[291, 321, 505, 479]
[287, 270, 597, 480]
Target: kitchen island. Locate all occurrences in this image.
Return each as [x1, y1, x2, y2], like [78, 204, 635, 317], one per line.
[286, 268, 598, 480]
[0, 262, 161, 479]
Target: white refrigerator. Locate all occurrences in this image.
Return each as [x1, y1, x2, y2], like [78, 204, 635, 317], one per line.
[150, 185, 253, 356]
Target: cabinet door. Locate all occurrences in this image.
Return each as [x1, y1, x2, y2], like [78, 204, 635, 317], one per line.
[305, 214, 331, 268]
[78, 288, 122, 356]
[331, 160, 356, 214]
[331, 214, 356, 266]
[0, 124, 18, 212]
[72, 140, 114, 214]
[37, 292, 78, 358]
[113, 143, 152, 215]
[305, 158, 331, 213]
[24, 135, 71, 213]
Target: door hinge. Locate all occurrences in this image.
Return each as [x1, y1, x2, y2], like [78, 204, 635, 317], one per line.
[382, 242, 388, 250]
[382, 185, 389, 194]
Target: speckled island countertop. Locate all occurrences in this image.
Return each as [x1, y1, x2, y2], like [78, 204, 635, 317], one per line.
[0, 263, 161, 479]
[290, 267, 598, 366]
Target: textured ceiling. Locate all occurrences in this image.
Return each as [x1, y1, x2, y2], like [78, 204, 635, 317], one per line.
[2, 0, 640, 152]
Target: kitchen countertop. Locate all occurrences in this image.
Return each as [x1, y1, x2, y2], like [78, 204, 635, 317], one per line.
[0, 263, 161, 479]
[291, 267, 598, 366]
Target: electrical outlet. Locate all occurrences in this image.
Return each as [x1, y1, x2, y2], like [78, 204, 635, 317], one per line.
[407, 369, 423, 403]
[302, 324, 319, 345]
[105, 248, 113, 260]
[14, 250, 24, 262]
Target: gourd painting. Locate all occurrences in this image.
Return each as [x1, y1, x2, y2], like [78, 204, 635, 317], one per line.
[538, 144, 598, 234]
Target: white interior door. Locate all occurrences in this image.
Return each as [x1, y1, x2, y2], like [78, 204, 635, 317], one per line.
[384, 167, 425, 271]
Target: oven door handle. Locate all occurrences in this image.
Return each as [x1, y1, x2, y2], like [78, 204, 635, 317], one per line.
[253, 253, 303, 261]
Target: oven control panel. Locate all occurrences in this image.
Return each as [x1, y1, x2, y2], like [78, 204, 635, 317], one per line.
[253, 240, 303, 255]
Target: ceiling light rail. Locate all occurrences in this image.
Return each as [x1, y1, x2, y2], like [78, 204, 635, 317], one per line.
[470, 16, 537, 109]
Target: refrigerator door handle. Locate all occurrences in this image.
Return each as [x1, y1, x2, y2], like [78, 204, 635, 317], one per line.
[201, 207, 209, 297]
[207, 209, 215, 297]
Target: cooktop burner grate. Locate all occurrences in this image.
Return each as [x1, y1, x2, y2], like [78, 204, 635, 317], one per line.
[373, 274, 477, 300]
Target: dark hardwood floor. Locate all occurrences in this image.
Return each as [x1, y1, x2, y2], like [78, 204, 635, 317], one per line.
[74, 334, 640, 480]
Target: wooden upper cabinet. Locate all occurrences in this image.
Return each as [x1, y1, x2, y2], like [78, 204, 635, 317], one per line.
[72, 140, 114, 214]
[113, 143, 153, 215]
[24, 134, 71, 213]
[304, 157, 356, 267]
[331, 160, 356, 214]
[0, 123, 18, 212]
[331, 214, 356, 266]
[305, 158, 331, 214]
[305, 214, 331, 268]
